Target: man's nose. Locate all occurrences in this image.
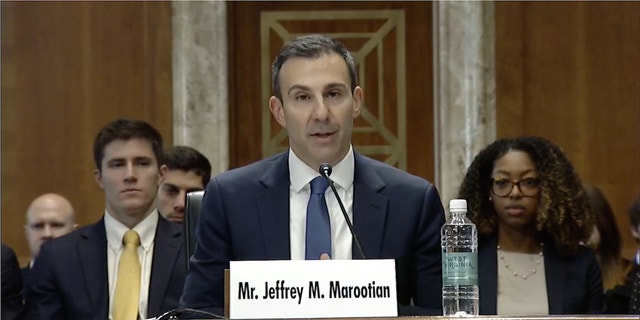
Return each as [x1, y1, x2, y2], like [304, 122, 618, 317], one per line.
[174, 190, 186, 211]
[312, 98, 330, 120]
[42, 224, 54, 238]
[124, 163, 137, 182]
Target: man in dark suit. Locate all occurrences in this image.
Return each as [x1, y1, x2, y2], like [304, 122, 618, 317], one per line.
[26, 119, 186, 319]
[2, 244, 24, 320]
[180, 34, 445, 315]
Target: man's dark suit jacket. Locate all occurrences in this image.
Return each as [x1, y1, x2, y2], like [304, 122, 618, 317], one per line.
[25, 215, 186, 320]
[2, 244, 24, 320]
[180, 151, 445, 315]
[21, 265, 30, 301]
[478, 236, 604, 314]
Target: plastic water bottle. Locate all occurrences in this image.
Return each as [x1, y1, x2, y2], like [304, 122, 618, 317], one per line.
[441, 199, 479, 316]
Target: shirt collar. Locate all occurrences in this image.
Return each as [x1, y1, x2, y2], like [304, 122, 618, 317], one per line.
[288, 145, 354, 192]
[104, 209, 158, 251]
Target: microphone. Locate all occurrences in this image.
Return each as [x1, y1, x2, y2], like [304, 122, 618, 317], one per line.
[318, 163, 367, 259]
[156, 308, 224, 320]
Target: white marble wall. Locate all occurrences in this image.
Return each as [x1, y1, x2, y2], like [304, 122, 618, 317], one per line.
[172, 1, 229, 175]
[433, 1, 496, 208]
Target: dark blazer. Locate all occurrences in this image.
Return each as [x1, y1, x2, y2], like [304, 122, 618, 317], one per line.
[21, 265, 30, 301]
[604, 264, 639, 314]
[180, 152, 445, 315]
[2, 244, 24, 320]
[25, 215, 186, 320]
[478, 236, 604, 315]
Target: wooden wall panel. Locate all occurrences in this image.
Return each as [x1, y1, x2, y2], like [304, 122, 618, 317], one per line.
[1, 2, 173, 264]
[228, 1, 434, 181]
[496, 1, 640, 258]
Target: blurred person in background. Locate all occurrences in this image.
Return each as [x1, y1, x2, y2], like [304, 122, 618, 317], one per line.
[2, 243, 24, 320]
[23, 193, 77, 285]
[629, 197, 640, 313]
[157, 146, 211, 223]
[583, 184, 634, 313]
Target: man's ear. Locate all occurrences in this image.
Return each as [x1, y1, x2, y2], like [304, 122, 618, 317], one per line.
[352, 86, 363, 118]
[269, 96, 286, 128]
[158, 164, 168, 185]
[93, 169, 104, 189]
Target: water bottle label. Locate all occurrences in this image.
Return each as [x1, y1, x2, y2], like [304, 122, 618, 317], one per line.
[442, 252, 478, 286]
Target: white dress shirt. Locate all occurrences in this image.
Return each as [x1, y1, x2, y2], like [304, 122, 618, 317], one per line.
[105, 209, 158, 320]
[289, 146, 354, 260]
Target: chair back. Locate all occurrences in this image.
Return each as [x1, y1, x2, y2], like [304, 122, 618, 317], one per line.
[184, 190, 205, 267]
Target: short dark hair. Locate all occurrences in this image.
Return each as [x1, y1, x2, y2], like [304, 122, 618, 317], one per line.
[163, 146, 212, 188]
[93, 118, 163, 171]
[629, 196, 640, 227]
[271, 34, 357, 100]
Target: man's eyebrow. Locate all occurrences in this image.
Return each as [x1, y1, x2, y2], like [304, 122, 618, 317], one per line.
[287, 84, 311, 96]
[325, 82, 348, 90]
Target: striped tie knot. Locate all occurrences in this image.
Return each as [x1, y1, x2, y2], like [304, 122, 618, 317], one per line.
[310, 176, 329, 195]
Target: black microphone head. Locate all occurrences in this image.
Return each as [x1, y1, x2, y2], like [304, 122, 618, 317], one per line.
[319, 163, 332, 177]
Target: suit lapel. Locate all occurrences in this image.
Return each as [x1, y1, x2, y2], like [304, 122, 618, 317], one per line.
[352, 154, 388, 259]
[544, 242, 565, 314]
[256, 153, 291, 259]
[77, 220, 109, 319]
[147, 217, 182, 316]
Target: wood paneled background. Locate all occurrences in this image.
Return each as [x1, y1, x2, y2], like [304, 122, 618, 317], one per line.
[2, 1, 639, 263]
[1, 1, 173, 264]
[496, 2, 640, 258]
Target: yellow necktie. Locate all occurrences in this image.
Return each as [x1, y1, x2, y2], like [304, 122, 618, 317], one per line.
[113, 230, 141, 320]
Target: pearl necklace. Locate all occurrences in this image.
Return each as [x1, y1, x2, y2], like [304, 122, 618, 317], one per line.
[497, 243, 544, 280]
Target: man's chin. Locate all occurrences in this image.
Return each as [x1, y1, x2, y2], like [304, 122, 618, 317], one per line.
[119, 202, 154, 216]
[167, 216, 184, 223]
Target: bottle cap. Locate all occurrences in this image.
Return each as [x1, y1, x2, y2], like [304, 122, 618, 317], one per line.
[449, 199, 467, 211]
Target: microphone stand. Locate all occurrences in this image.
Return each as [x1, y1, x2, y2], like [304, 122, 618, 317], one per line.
[319, 163, 367, 259]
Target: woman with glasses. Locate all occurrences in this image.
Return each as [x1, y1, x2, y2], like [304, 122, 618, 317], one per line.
[457, 136, 603, 315]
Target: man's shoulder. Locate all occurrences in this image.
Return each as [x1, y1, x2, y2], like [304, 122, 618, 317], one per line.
[356, 154, 433, 188]
[44, 220, 104, 252]
[215, 152, 286, 184]
[156, 215, 184, 240]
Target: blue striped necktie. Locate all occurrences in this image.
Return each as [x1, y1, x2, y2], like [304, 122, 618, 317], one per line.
[305, 176, 331, 260]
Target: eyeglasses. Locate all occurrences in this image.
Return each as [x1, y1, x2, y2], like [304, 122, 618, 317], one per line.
[490, 178, 541, 197]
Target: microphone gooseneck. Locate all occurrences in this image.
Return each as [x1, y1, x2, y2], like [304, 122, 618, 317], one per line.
[156, 308, 224, 320]
[318, 163, 367, 259]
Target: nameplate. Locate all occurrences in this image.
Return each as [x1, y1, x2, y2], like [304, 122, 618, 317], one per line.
[229, 259, 398, 319]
